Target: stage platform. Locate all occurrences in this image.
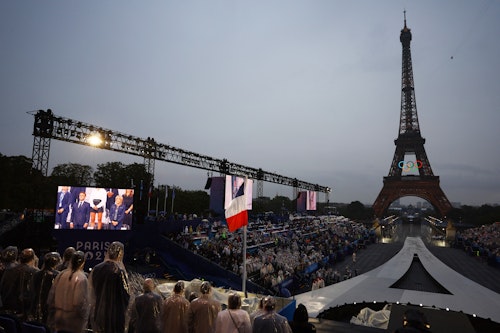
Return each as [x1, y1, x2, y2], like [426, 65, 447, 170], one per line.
[294, 237, 500, 325]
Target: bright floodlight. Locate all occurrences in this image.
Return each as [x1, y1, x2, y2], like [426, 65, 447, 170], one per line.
[87, 133, 103, 146]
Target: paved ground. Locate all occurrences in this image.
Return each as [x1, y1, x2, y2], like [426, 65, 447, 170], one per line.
[427, 245, 500, 294]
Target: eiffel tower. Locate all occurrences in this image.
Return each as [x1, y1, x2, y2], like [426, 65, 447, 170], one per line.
[372, 13, 452, 218]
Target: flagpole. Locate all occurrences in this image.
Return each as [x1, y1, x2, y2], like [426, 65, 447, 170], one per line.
[224, 176, 249, 297]
[243, 225, 247, 298]
[242, 176, 248, 297]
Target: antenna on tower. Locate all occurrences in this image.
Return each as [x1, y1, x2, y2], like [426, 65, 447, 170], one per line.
[403, 9, 407, 27]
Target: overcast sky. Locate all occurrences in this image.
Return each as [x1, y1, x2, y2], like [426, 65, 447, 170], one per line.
[1, 0, 499, 206]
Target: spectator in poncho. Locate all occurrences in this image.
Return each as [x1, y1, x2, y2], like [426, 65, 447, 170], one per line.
[47, 250, 89, 333]
[129, 278, 163, 333]
[32, 252, 61, 324]
[188, 281, 221, 333]
[162, 281, 190, 333]
[0, 248, 39, 319]
[89, 241, 131, 333]
[252, 296, 292, 333]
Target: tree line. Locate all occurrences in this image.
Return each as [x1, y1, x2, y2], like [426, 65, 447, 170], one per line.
[0, 153, 209, 218]
[1, 153, 499, 226]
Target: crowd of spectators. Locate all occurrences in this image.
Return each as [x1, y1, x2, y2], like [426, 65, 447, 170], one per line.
[3, 215, 498, 332]
[170, 215, 373, 295]
[455, 222, 500, 266]
[0, 240, 315, 333]
[0, 242, 132, 332]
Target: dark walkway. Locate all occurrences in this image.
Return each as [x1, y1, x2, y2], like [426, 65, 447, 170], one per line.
[426, 244, 500, 294]
[350, 241, 403, 276]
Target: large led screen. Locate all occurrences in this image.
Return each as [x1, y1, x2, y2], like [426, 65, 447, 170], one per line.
[297, 190, 317, 212]
[54, 186, 134, 230]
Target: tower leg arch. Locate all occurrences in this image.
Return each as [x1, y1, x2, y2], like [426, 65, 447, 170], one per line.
[373, 176, 452, 218]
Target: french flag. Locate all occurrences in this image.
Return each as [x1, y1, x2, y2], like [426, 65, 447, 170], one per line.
[225, 178, 248, 232]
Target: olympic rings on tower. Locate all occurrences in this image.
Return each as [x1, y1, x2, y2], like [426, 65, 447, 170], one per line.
[398, 160, 423, 172]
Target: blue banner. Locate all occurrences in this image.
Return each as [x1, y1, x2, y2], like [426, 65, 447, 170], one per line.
[53, 229, 132, 271]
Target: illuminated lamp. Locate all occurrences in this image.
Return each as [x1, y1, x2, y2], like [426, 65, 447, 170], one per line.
[87, 133, 103, 146]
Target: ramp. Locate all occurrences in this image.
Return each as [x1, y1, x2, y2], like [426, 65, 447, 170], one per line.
[294, 237, 500, 323]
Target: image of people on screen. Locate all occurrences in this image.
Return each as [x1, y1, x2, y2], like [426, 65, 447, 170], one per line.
[54, 186, 133, 230]
[307, 191, 317, 211]
[69, 191, 91, 229]
[105, 188, 119, 219]
[122, 189, 134, 229]
[55, 186, 72, 228]
[109, 195, 127, 230]
[88, 187, 107, 230]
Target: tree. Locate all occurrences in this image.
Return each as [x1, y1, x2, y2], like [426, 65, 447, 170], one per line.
[0, 154, 53, 211]
[93, 162, 151, 188]
[168, 188, 209, 217]
[51, 163, 93, 185]
[267, 195, 292, 215]
[338, 201, 373, 220]
[93, 162, 128, 188]
[124, 163, 151, 189]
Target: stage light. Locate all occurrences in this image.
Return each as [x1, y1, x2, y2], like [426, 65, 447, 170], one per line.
[87, 133, 103, 146]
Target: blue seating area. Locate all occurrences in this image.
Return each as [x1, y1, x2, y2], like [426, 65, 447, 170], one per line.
[0, 315, 20, 333]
